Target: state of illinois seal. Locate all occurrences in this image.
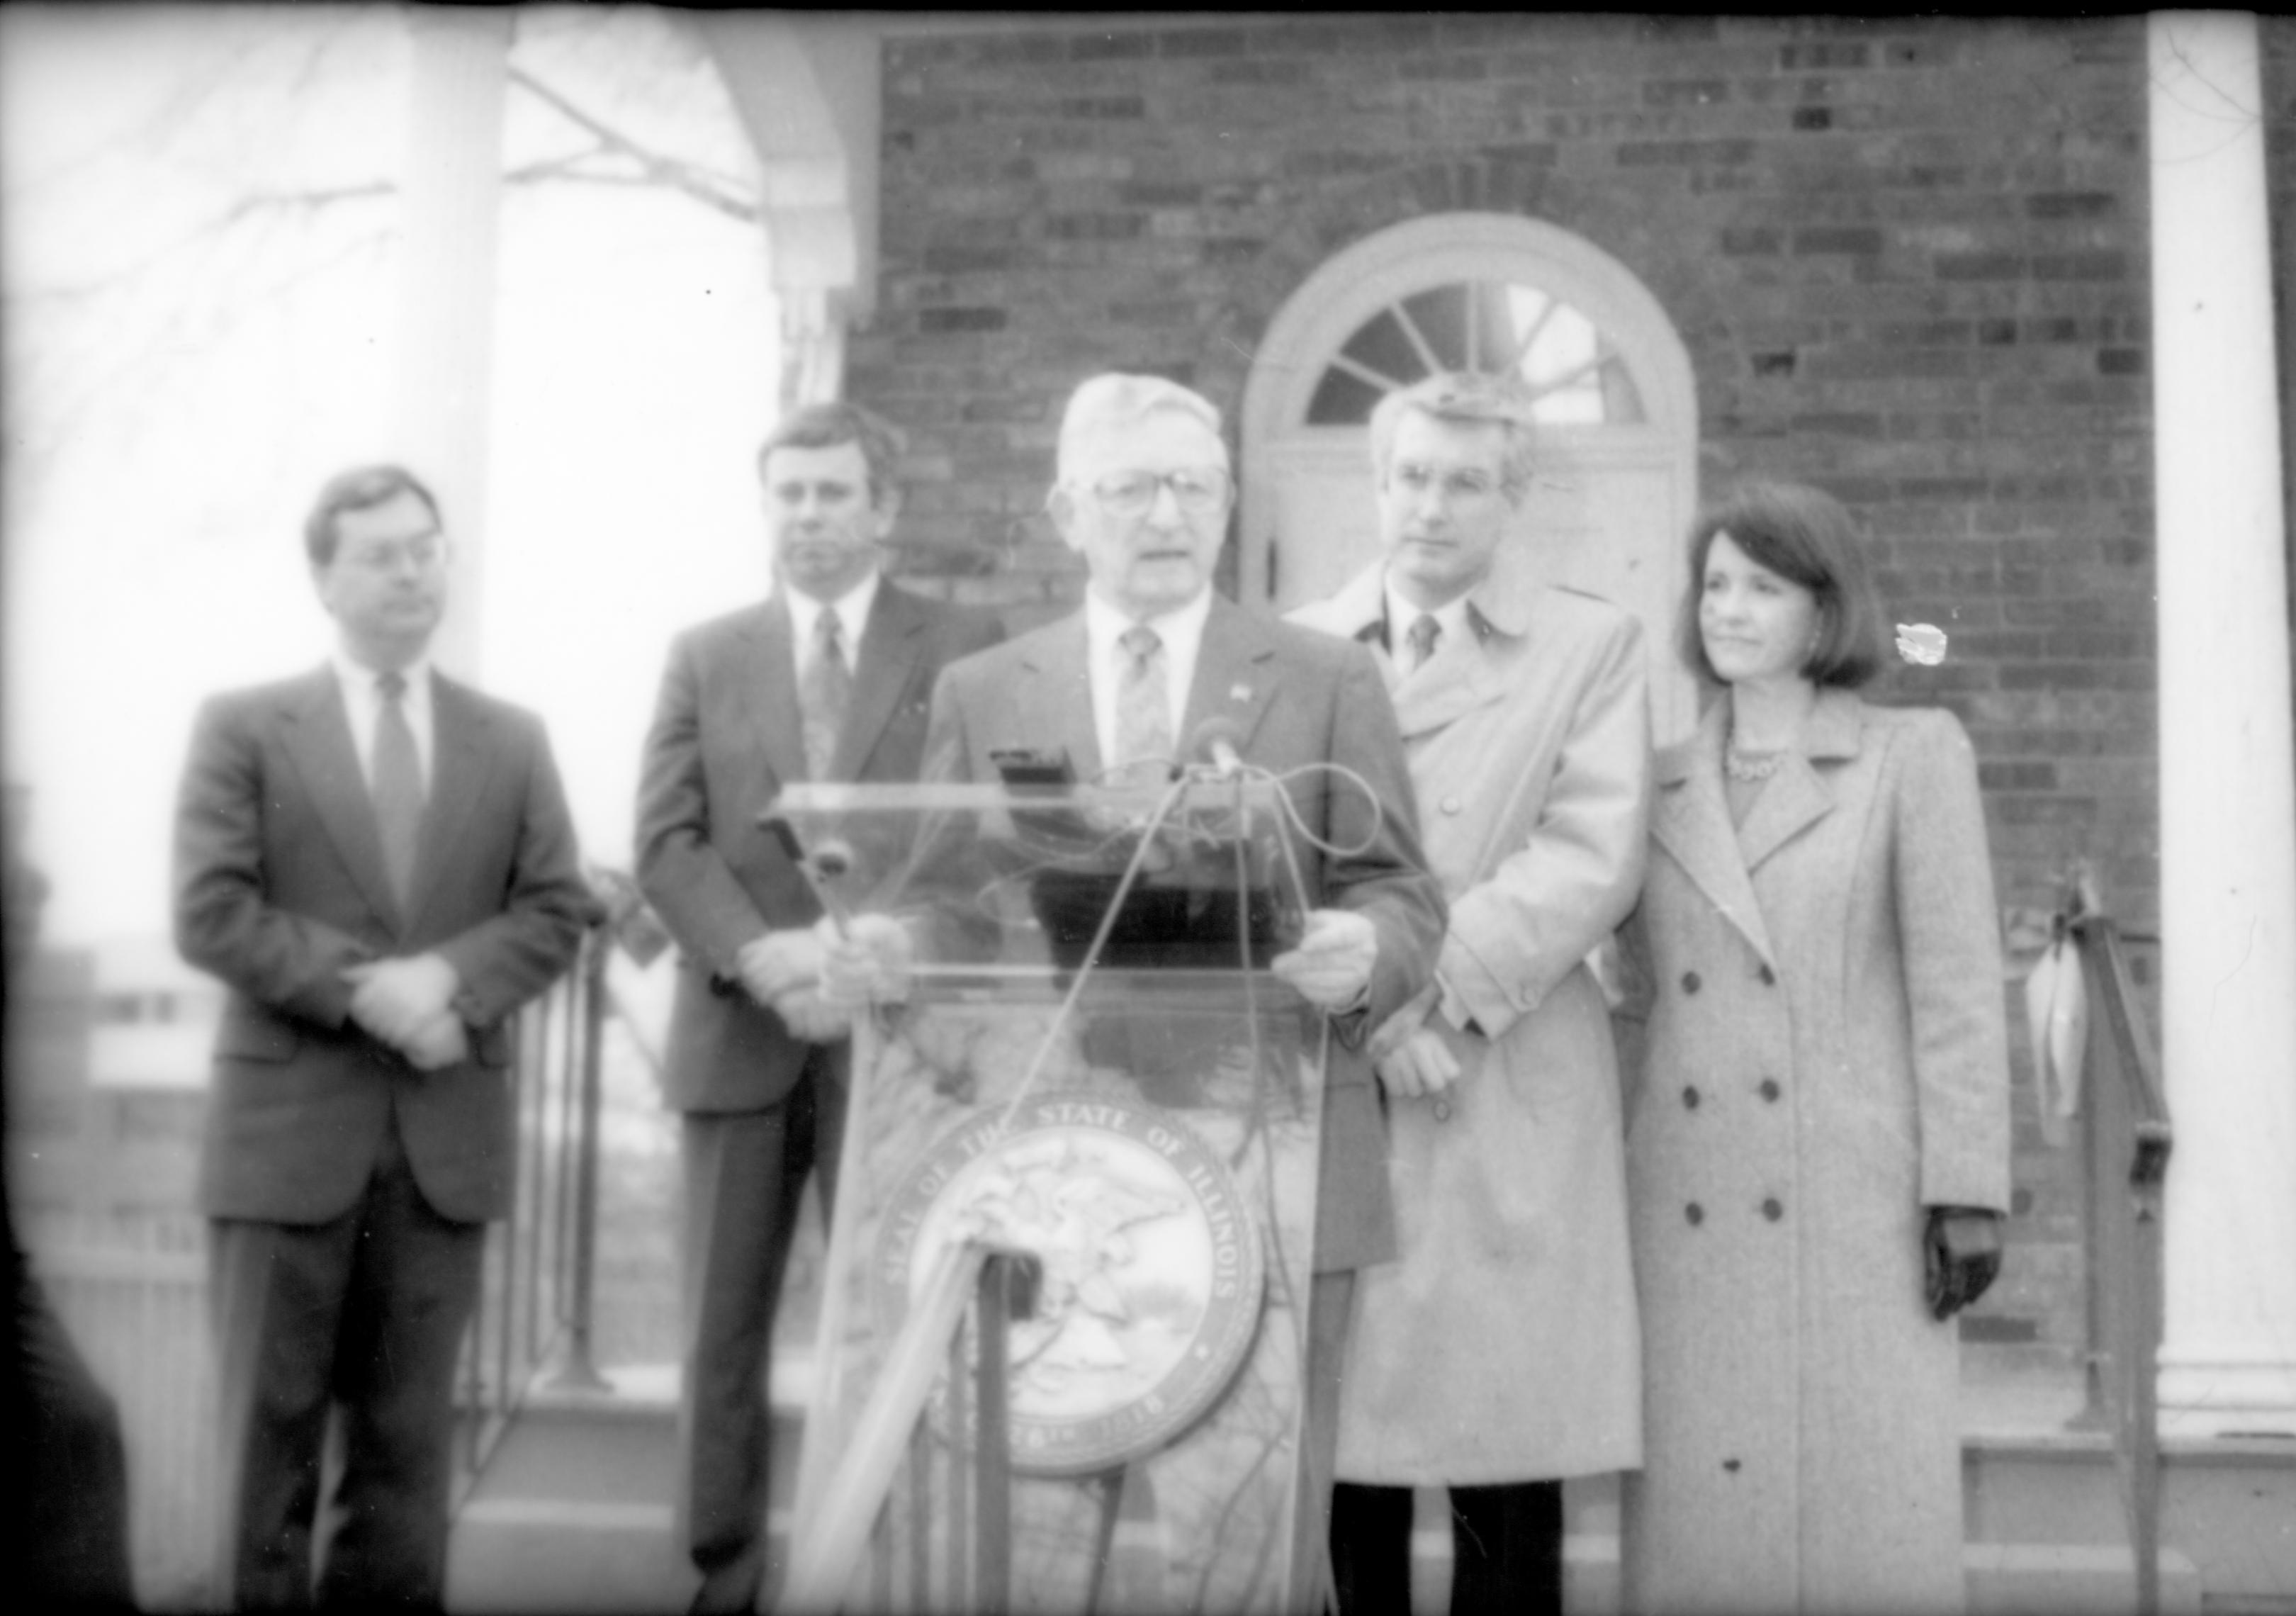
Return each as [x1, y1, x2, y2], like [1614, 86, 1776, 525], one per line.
[874, 1093, 1266, 1476]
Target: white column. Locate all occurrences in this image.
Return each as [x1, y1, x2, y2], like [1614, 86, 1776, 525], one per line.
[2149, 9, 2296, 1437]
[694, 16, 878, 407]
[390, 6, 511, 680]
[779, 286, 850, 411]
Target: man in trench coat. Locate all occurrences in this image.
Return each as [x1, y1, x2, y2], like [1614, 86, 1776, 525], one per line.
[1291, 371, 1650, 1616]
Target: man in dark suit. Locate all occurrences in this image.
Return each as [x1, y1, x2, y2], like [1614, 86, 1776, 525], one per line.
[174, 464, 592, 1607]
[635, 402, 1003, 1612]
[823, 373, 1445, 1606]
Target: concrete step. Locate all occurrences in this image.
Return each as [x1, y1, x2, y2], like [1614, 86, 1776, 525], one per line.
[1965, 1543, 2203, 1616]
[444, 1360, 815, 1615]
[446, 1358, 2292, 1615]
[1965, 1427, 2296, 1615]
[445, 1364, 690, 1615]
[1402, 1494, 2205, 1616]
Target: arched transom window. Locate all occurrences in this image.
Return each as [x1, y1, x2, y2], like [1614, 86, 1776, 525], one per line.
[1304, 280, 1648, 427]
[1243, 213, 1700, 737]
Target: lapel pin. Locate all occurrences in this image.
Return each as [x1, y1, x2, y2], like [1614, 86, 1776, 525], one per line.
[1229, 683, 1252, 704]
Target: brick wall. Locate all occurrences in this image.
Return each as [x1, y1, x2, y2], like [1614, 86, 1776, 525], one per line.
[851, 13, 2161, 1368]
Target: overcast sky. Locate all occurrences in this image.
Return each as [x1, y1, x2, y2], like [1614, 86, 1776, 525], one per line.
[4, 5, 781, 947]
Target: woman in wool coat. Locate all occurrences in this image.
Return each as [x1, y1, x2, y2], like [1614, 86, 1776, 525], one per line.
[1616, 481, 2012, 1616]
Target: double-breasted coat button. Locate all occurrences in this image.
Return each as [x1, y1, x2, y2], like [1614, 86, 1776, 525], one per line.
[1682, 1085, 1700, 1109]
[1685, 1202, 1704, 1226]
[1757, 964, 1777, 986]
[1762, 1197, 1784, 1221]
[1759, 1079, 1781, 1102]
[1681, 970, 1702, 994]
[1440, 795, 1463, 814]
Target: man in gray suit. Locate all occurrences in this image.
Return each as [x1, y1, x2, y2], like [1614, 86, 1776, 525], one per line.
[175, 464, 593, 1606]
[636, 402, 1003, 1612]
[825, 374, 1444, 1605]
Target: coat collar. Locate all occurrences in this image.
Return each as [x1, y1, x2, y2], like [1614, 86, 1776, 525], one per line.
[1015, 593, 1288, 780]
[733, 582, 940, 783]
[280, 668, 401, 928]
[1729, 686, 1862, 873]
[735, 597, 811, 785]
[1652, 685, 1864, 784]
[1312, 547, 1536, 647]
[277, 665, 498, 937]
[830, 579, 928, 780]
[1650, 688, 1865, 967]
[405, 673, 499, 935]
[1457, 539, 1541, 639]
[1180, 594, 1285, 760]
[1308, 555, 1534, 740]
[1013, 613, 1107, 780]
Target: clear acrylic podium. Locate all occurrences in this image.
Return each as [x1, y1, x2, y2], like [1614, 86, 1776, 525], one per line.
[772, 775, 1332, 1614]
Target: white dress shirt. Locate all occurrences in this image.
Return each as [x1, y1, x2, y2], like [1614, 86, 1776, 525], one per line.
[332, 652, 435, 796]
[1084, 587, 1212, 775]
[784, 570, 881, 680]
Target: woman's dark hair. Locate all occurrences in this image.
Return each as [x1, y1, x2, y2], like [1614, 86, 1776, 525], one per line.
[1675, 480, 1887, 690]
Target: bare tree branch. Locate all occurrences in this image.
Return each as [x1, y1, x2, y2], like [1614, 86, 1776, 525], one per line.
[11, 59, 760, 311]
[507, 64, 759, 223]
[15, 223, 397, 467]
[215, 180, 395, 228]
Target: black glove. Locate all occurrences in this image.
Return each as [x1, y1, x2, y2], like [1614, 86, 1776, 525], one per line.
[1923, 1205, 2003, 1321]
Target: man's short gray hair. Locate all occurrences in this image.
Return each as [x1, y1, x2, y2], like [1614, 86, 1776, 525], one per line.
[1368, 371, 1540, 502]
[1055, 374, 1227, 486]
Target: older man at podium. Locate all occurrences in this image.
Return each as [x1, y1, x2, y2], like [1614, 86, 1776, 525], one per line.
[824, 372, 1445, 1606]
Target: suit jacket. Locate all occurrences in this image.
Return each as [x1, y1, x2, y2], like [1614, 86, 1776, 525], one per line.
[920, 593, 1447, 1271]
[1293, 556, 1649, 1482]
[174, 667, 593, 1225]
[636, 581, 1003, 1112]
[1616, 689, 2009, 1613]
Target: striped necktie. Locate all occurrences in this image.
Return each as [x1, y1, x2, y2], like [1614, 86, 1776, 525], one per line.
[1114, 624, 1173, 782]
[801, 608, 852, 780]
[1406, 612, 1441, 674]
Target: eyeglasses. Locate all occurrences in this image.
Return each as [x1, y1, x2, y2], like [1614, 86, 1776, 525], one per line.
[1388, 462, 1502, 502]
[340, 537, 446, 574]
[1084, 468, 1231, 517]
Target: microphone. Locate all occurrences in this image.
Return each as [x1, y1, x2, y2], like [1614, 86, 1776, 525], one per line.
[1186, 716, 1248, 780]
[809, 838, 857, 883]
[760, 815, 857, 935]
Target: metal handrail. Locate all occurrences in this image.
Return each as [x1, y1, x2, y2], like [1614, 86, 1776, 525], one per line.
[2061, 874, 2172, 1616]
[551, 927, 613, 1393]
[782, 1244, 1042, 1612]
[450, 870, 667, 1503]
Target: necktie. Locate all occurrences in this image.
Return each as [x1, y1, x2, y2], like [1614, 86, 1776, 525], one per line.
[801, 609, 852, 780]
[372, 671, 423, 911]
[1114, 624, 1172, 781]
[1407, 612, 1442, 673]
